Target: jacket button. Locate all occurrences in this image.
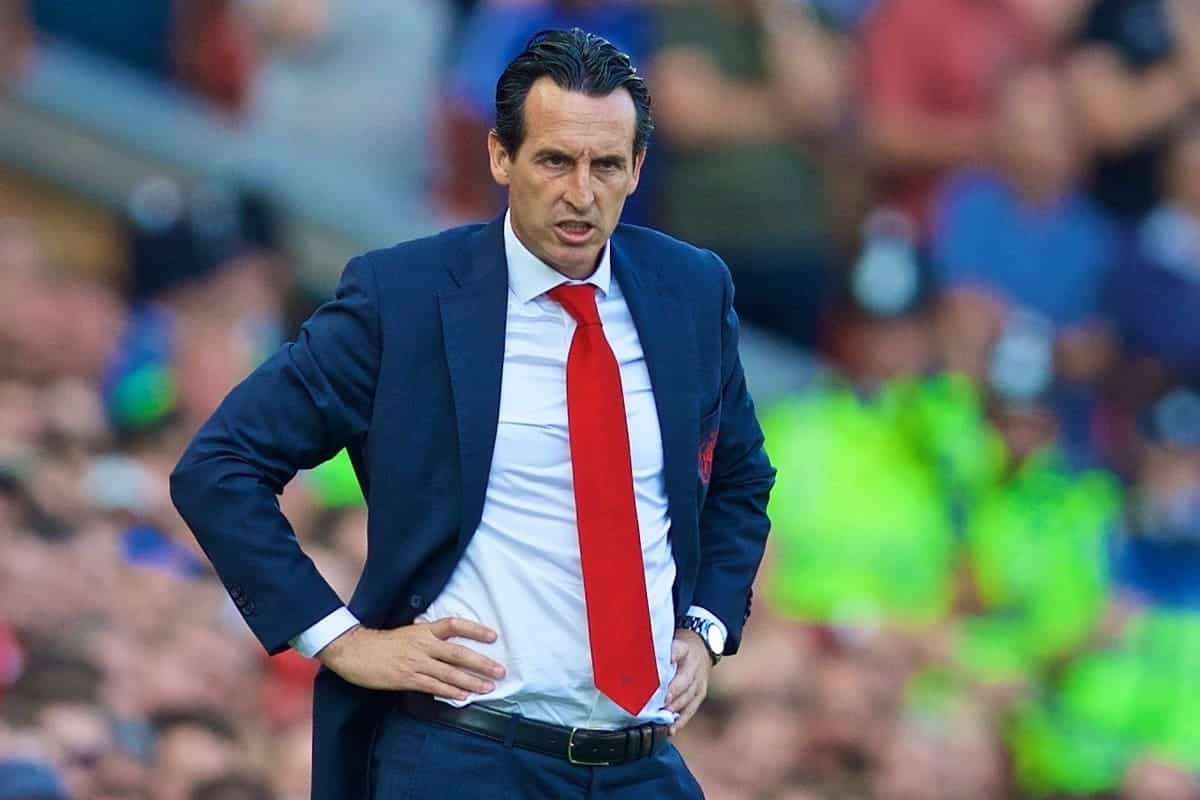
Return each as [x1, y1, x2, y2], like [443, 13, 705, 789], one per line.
[409, 594, 423, 609]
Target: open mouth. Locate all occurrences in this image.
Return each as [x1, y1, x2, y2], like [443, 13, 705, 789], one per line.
[554, 221, 594, 244]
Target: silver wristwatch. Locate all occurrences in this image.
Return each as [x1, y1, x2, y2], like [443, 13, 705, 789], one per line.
[679, 615, 725, 666]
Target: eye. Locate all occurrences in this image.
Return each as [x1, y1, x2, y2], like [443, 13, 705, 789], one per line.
[542, 155, 568, 168]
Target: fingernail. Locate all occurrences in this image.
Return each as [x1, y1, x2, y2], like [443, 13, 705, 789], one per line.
[493, 667, 504, 678]
[482, 682, 494, 692]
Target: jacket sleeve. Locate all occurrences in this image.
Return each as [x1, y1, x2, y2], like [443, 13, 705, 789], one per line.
[170, 255, 381, 655]
[692, 253, 777, 655]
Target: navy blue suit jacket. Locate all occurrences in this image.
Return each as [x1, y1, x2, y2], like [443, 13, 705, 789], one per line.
[170, 215, 775, 799]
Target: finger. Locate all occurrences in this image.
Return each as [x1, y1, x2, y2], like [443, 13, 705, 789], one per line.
[666, 679, 699, 714]
[432, 640, 506, 679]
[423, 660, 496, 695]
[411, 674, 472, 702]
[665, 660, 698, 706]
[671, 691, 706, 736]
[432, 617, 498, 643]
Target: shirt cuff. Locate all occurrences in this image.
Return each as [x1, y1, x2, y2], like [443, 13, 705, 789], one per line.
[685, 605, 728, 655]
[290, 607, 360, 658]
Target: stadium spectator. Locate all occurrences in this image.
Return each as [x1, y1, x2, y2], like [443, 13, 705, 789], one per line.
[0, 1, 32, 77]
[243, 0, 451, 200]
[859, 0, 1086, 234]
[1067, 0, 1200, 224]
[150, 709, 242, 800]
[190, 774, 275, 800]
[931, 65, 1118, 386]
[761, 209, 982, 633]
[437, 0, 655, 224]
[0, 219, 124, 384]
[27, 0, 256, 114]
[1010, 379, 1200, 796]
[650, 0, 849, 346]
[1108, 115, 1200, 385]
[36, 700, 114, 799]
[949, 314, 1121, 696]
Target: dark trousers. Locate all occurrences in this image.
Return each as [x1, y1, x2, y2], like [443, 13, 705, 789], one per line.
[370, 707, 705, 799]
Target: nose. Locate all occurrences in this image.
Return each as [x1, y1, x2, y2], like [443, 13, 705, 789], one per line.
[562, 163, 595, 212]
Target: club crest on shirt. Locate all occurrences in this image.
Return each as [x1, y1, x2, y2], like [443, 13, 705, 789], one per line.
[699, 431, 718, 486]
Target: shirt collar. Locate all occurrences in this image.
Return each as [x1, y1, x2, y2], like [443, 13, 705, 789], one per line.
[504, 209, 611, 304]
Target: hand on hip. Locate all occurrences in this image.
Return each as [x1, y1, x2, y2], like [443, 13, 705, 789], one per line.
[317, 617, 506, 699]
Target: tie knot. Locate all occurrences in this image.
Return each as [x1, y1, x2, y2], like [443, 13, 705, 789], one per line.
[547, 284, 601, 326]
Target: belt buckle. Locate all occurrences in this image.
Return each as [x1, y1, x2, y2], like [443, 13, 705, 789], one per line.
[567, 727, 612, 766]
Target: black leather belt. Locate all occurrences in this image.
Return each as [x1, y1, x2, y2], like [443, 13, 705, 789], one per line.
[398, 693, 671, 767]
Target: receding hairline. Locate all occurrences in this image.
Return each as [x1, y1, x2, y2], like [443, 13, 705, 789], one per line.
[501, 77, 641, 156]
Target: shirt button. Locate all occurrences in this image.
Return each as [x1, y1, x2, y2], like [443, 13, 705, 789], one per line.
[409, 594, 423, 609]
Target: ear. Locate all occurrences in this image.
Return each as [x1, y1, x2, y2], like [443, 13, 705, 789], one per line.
[488, 130, 513, 187]
[627, 148, 647, 196]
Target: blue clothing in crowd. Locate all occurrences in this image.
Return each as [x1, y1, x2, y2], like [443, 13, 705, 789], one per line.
[30, 0, 173, 77]
[1107, 205, 1200, 373]
[1111, 531, 1200, 610]
[932, 170, 1117, 327]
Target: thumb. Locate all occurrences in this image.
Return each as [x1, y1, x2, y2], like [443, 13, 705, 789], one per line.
[670, 638, 688, 664]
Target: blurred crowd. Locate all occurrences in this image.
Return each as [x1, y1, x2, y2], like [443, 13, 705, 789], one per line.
[3, 0, 1200, 798]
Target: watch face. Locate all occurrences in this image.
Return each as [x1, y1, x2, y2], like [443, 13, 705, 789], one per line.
[705, 624, 725, 656]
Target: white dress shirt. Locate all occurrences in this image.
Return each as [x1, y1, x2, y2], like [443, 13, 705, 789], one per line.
[292, 212, 725, 729]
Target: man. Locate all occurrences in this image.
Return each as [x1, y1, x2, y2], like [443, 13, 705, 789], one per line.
[763, 208, 983, 632]
[170, 28, 775, 799]
[931, 65, 1117, 388]
[150, 708, 242, 800]
[1068, 0, 1200, 224]
[1010, 378, 1200, 795]
[950, 313, 1120, 688]
[650, 0, 846, 347]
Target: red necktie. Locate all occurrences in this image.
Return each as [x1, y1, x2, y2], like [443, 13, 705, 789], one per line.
[547, 283, 659, 715]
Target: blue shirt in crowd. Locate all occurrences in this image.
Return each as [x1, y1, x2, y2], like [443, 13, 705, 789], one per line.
[1107, 205, 1200, 373]
[1111, 530, 1200, 610]
[931, 170, 1117, 327]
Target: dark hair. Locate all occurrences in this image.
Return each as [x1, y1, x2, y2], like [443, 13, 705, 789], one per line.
[494, 28, 653, 157]
[190, 774, 275, 800]
[150, 707, 237, 743]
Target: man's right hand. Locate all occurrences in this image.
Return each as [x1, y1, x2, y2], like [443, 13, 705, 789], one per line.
[316, 617, 506, 700]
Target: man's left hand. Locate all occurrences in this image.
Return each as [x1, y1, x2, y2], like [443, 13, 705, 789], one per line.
[664, 629, 712, 735]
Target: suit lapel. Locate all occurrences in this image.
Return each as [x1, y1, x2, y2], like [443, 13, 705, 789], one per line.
[439, 216, 508, 550]
[610, 234, 700, 587]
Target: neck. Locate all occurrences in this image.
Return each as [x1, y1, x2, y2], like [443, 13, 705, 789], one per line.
[1012, 172, 1068, 208]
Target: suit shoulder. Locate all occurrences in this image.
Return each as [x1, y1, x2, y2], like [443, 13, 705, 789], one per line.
[614, 224, 729, 288]
[357, 223, 484, 281]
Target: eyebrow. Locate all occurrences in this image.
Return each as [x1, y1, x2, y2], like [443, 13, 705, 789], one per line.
[533, 149, 627, 167]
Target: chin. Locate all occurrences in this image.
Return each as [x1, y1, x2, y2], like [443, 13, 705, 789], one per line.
[546, 245, 595, 270]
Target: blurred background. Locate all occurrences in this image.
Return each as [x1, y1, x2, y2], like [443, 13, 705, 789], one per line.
[3, 0, 1200, 798]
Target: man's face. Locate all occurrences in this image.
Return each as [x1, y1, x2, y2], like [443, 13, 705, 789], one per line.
[997, 68, 1079, 199]
[990, 404, 1058, 465]
[488, 77, 644, 279]
[154, 726, 238, 800]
